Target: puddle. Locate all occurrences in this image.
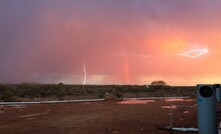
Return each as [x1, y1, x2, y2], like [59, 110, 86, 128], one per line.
[161, 105, 178, 109]
[118, 100, 156, 104]
[183, 111, 190, 114]
[165, 99, 184, 102]
[165, 99, 193, 102]
[45, 109, 51, 112]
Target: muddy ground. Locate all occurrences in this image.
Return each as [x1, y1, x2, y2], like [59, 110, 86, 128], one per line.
[0, 98, 197, 134]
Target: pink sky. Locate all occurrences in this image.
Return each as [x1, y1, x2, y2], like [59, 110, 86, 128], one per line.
[0, 0, 221, 85]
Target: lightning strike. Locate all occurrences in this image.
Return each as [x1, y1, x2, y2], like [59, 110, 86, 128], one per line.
[83, 64, 87, 85]
[140, 48, 209, 58]
[177, 48, 208, 58]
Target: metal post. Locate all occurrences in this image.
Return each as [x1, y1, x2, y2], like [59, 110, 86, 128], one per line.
[170, 101, 173, 128]
[197, 84, 217, 134]
[215, 84, 221, 102]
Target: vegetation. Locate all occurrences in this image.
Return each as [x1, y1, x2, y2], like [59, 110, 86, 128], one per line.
[0, 83, 196, 102]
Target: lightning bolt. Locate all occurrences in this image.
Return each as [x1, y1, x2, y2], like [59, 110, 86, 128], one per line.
[177, 48, 208, 58]
[140, 48, 209, 58]
[83, 64, 86, 85]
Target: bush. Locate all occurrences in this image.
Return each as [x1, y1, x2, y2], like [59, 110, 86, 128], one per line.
[112, 89, 122, 98]
[2, 90, 14, 102]
[0, 86, 15, 102]
[97, 93, 105, 98]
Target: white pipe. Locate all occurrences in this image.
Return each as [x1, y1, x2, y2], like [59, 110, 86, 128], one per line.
[0, 99, 105, 105]
[172, 127, 198, 132]
[0, 96, 191, 105]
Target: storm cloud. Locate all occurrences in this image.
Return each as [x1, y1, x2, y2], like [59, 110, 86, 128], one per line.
[1, 0, 221, 85]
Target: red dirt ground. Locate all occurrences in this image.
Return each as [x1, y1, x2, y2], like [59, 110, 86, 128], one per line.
[0, 99, 197, 134]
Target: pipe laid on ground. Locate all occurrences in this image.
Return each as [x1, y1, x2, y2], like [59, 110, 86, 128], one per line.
[0, 96, 191, 105]
[172, 127, 198, 132]
[0, 99, 105, 105]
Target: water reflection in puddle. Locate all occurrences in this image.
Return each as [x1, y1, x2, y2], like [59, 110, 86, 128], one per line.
[118, 100, 156, 104]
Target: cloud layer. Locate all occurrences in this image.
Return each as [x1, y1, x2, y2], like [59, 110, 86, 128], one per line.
[1, 0, 221, 85]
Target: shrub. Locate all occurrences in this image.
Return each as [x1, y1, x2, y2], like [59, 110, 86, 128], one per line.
[0, 86, 15, 102]
[112, 89, 122, 98]
[2, 89, 14, 102]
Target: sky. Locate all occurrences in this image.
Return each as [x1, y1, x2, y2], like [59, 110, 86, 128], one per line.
[1, 0, 221, 86]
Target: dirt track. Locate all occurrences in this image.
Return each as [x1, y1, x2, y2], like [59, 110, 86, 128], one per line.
[0, 99, 197, 134]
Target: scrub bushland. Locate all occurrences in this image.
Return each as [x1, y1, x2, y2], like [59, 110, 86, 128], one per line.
[0, 83, 196, 102]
